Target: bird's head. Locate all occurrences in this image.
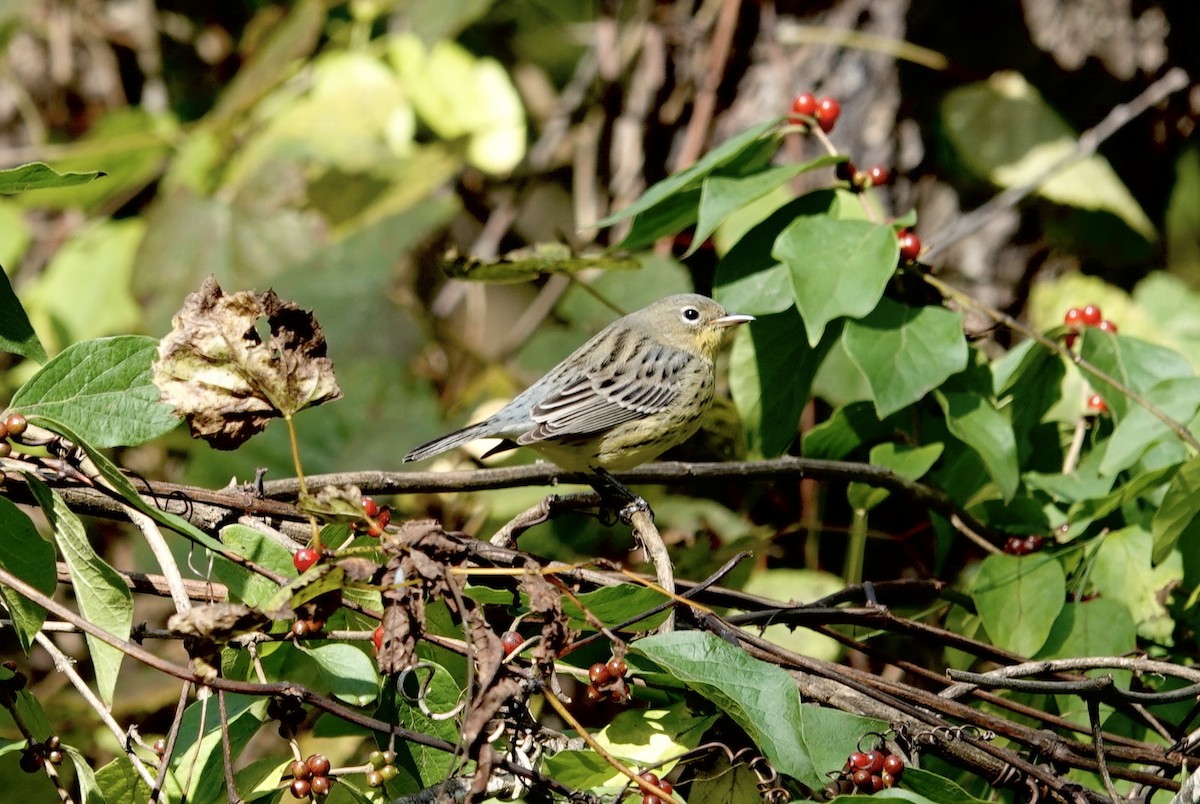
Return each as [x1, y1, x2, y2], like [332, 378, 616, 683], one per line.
[634, 294, 755, 357]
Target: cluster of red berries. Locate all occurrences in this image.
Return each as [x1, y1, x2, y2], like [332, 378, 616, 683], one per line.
[1063, 304, 1117, 348]
[0, 412, 28, 458]
[789, 92, 841, 133]
[365, 749, 399, 788]
[584, 656, 629, 703]
[289, 754, 334, 799]
[825, 747, 905, 797]
[636, 770, 675, 803]
[1003, 534, 1046, 556]
[836, 160, 891, 191]
[352, 496, 392, 538]
[267, 695, 307, 738]
[18, 735, 63, 773]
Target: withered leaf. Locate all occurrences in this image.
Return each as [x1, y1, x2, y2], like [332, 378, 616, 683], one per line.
[153, 276, 342, 449]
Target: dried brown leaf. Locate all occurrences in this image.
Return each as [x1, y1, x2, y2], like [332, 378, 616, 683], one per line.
[153, 275, 342, 449]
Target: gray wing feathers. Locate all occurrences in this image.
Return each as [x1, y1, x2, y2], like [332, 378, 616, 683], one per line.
[518, 343, 693, 444]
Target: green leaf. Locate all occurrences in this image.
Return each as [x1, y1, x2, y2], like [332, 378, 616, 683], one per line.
[802, 401, 896, 460]
[900, 768, 994, 804]
[687, 753, 766, 804]
[0, 162, 104, 194]
[634, 631, 819, 787]
[23, 218, 144, 350]
[941, 71, 1154, 242]
[1152, 455, 1200, 564]
[0, 496, 54, 652]
[991, 339, 1065, 463]
[1100, 377, 1200, 476]
[548, 702, 717, 794]
[714, 191, 843, 317]
[971, 553, 1065, 657]
[211, 525, 294, 608]
[598, 119, 780, 228]
[774, 217, 898, 346]
[94, 755, 153, 803]
[295, 643, 380, 705]
[843, 300, 969, 418]
[691, 157, 840, 254]
[164, 695, 267, 803]
[14, 110, 175, 212]
[1090, 526, 1180, 644]
[11, 335, 180, 447]
[562, 584, 670, 631]
[63, 744, 104, 804]
[1037, 598, 1136, 662]
[1079, 329, 1194, 419]
[0, 268, 46, 363]
[934, 387, 1019, 501]
[729, 310, 838, 457]
[848, 442, 943, 512]
[25, 476, 132, 705]
[796, 704, 888, 786]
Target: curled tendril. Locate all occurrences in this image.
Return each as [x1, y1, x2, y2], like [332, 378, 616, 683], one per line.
[397, 662, 467, 721]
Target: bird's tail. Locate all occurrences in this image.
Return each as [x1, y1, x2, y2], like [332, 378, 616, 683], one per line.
[404, 421, 494, 463]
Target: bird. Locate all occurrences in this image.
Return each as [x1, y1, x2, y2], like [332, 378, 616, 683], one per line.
[404, 294, 754, 478]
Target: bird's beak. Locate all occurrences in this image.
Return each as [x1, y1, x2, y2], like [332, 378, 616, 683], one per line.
[712, 313, 755, 329]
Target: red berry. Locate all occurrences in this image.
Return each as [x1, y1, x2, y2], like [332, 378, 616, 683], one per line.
[639, 770, 660, 786]
[290, 779, 311, 798]
[898, 230, 921, 262]
[291, 759, 310, 780]
[293, 547, 320, 573]
[361, 496, 380, 518]
[882, 754, 904, 775]
[589, 663, 612, 685]
[1022, 535, 1046, 553]
[848, 751, 871, 769]
[1087, 393, 1108, 414]
[501, 631, 524, 655]
[372, 625, 385, 653]
[152, 738, 166, 755]
[19, 749, 43, 773]
[1064, 308, 1084, 327]
[835, 160, 857, 182]
[310, 775, 331, 796]
[1098, 320, 1118, 333]
[867, 165, 890, 186]
[866, 750, 885, 773]
[1081, 304, 1102, 327]
[870, 773, 884, 792]
[852, 768, 873, 789]
[881, 769, 896, 787]
[815, 96, 841, 133]
[789, 91, 817, 124]
[606, 657, 627, 678]
[306, 754, 331, 776]
[585, 684, 603, 702]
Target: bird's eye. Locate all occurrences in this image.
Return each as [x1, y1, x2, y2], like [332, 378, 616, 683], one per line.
[681, 307, 701, 323]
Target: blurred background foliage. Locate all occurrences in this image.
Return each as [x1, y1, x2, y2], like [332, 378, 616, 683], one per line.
[0, 0, 1198, 778]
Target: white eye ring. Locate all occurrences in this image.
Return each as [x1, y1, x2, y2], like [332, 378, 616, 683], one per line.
[681, 306, 701, 323]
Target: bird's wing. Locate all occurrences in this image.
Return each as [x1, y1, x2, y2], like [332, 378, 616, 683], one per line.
[517, 342, 693, 444]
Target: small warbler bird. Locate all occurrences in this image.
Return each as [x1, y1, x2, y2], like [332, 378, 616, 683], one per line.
[405, 294, 754, 473]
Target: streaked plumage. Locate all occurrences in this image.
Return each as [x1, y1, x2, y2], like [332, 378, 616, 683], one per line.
[404, 294, 753, 472]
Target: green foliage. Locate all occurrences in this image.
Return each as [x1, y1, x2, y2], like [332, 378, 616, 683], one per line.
[0, 6, 1196, 803]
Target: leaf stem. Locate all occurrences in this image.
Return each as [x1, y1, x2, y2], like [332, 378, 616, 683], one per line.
[846, 507, 867, 586]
